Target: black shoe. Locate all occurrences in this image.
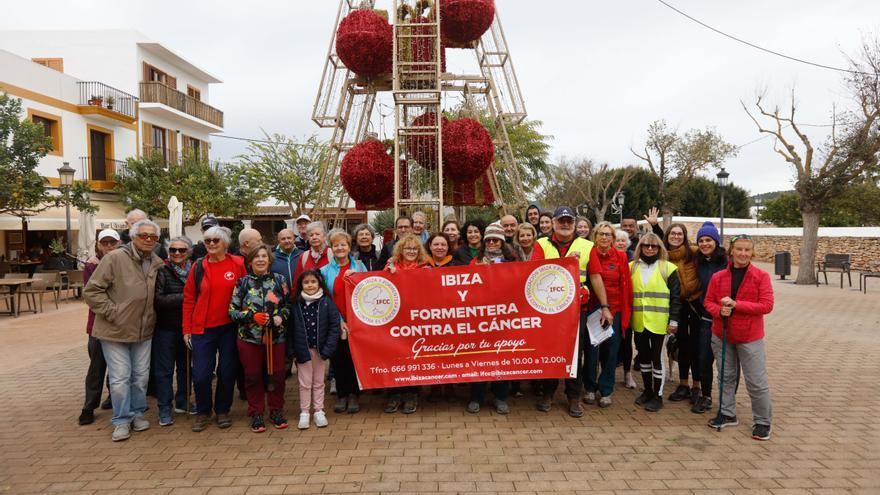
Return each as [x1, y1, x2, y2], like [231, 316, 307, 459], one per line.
[668, 384, 690, 402]
[536, 396, 551, 412]
[752, 424, 771, 441]
[100, 397, 112, 410]
[691, 396, 712, 414]
[78, 409, 95, 425]
[250, 414, 266, 433]
[269, 410, 288, 429]
[333, 397, 348, 413]
[402, 394, 417, 414]
[689, 388, 702, 405]
[634, 389, 653, 406]
[384, 395, 402, 413]
[568, 398, 584, 418]
[645, 396, 663, 412]
[708, 413, 739, 429]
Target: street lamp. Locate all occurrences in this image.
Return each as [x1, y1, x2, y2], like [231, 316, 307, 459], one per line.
[57, 162, 75, 258]
[616, 191, 625, 226]
[716, 167, 730, 241]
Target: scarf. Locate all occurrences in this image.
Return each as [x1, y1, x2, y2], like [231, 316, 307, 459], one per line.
[310, 248, 323, 263]
[428, 255, 452, 267]
[300, 288, 324, 305]
[667, 245, 701, 301]
[640, 253, 659, 264]
[171, 259, 192, 282]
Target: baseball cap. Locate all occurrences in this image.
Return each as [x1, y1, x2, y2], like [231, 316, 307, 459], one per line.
[201, 216, 219, 231]
[295, 214, 311, 223]
[98, 228, 120, 241]
[552, 206, 576, 220]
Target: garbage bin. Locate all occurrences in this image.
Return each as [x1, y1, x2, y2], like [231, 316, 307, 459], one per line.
[774, 251, 791, 280]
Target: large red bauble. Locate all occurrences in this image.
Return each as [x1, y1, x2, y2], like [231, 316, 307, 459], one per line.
[340, 140, 394, 205]
[442, 118, 494, 183]
[336, 10, 393, 76]
[440, 0, 495, 44]
[406, 112, 448, 170]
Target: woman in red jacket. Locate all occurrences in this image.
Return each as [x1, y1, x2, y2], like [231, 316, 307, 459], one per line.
[703, 234, 774, 441]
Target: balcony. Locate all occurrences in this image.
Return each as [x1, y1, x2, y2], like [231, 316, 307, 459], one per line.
[139, 82, 224, 131]
[142, 146, 228, 173]
[78, 156, 129, 190]
[77, 82, 138, 124]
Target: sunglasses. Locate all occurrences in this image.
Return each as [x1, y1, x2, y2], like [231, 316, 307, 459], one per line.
[168, 247, 188, 254]
[642, 244, 660, 250]
[204, 238, 222, 245]
[137, 233, 159, 241]
[485, 238, 502, 243]
[98, 239, 118, 246]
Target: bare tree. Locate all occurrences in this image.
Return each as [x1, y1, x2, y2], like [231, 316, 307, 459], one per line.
[542, 158, 634, 222]
[742, 38, 880, 285]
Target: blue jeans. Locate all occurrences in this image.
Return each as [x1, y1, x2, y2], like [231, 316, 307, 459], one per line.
[153, 329, 188, 414]
[100, 339, 152, 426]
[584, 312, 622, 397]
[191, 324, 237, 416]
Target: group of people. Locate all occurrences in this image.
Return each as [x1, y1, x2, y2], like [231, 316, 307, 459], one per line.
[79, 204, 775, 443]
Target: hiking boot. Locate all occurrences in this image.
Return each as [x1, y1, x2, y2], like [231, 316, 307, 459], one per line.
[494, 399, 510, 415]
[598, 396, 612, 408]
[708, 413, 738, 429]
[333, 396, 348, 413]
[582, 391, 597, 405]
[668, 384, 690, 402]
[270, 410, 288, 429]
[568, 398, 584, 418]
[192, 414, 210, 432]
[132, 416, 150, 432]
[645, 396, 663, 412]
[314, 411, 329, 427]
[752, 424, 771, 441]
[298, 412, 310, 430]
[689, 388, 701, 405]
[158, 409, 174, 427]
[402, 394, 418, 414]
[216, 414, 232, 429]
[691, 396, 712, 414]
[384, 394, 402, 413]
[78, 409, 95, 426]
[466, 401, 481, 413]
[634, 389, 653, 406]
[624, 372, 637, 389]
[111, 423, 131, 442]
[347, 395, 360, 413]
[251, 414, 266, 433]
[100, 397, 113, 410]
[536, 396, 552, 412]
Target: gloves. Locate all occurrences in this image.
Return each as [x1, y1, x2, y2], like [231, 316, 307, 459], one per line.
[578, 286, 590, 304]
[253, 312, 269, 326]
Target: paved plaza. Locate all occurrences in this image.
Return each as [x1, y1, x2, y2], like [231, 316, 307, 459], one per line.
[1, 263, 879, 495]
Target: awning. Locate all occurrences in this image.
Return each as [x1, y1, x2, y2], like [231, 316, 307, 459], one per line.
[0, 200, 168, 231]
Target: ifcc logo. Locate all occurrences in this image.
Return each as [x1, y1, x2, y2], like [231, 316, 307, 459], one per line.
[351, 276, 401, 326]
[524, 264, 576, 314]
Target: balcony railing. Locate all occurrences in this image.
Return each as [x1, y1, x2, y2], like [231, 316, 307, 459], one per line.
[142, 146, 228, 172]
[78, 156, 129, 185]
[77, 82, 138, 120]
[139, 82, 224, 128]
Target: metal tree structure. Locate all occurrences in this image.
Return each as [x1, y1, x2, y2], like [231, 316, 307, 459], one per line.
[312, 0, 529, 228]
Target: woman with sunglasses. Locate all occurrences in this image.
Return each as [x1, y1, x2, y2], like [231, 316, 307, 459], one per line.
[183, 226, 248, 432]
[153, 236, 195, 426]
[630, 233, 681, 412]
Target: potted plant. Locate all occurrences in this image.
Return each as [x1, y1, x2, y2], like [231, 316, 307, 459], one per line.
[44, 237, 68, 270]
[105, 95, 115, 110]
[88, 94, 104, 106]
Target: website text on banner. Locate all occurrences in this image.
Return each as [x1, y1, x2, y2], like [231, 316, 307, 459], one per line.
[345, 258, 582, 389]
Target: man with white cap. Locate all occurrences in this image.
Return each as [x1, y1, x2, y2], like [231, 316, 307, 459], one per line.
[294, 214, 311, 252]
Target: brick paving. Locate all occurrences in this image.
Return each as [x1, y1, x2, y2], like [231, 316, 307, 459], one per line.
[1, 263, 879, 495]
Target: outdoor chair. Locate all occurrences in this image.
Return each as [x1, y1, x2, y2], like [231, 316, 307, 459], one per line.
[26, 272, 60, 309]
[18, 277, 48, 313]
[816, 253, 853, 288]
[859, 261, 880, 294]
[64, 270, 85, 301]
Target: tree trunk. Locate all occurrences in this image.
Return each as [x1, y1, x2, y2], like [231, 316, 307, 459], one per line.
[796, 209, 820, 285]
[594, 206, 607, 223]
[661, 204, 674, 231]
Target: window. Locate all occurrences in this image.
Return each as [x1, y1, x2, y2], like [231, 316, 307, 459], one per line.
[187, 86, 201, 101]
[142, 63, 177, 88]
[27, 109, 63, 156]
[32, 58, 63, 72]
[152, 125, 167, 156]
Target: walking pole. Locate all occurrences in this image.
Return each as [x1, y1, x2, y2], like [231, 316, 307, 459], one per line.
[714, 314, 729, 432]
[185, 343, 192, 415]
[265, 325, 275, 392]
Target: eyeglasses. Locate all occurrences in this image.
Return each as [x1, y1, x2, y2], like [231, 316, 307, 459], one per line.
[485, 238, 502, 244]
[168, 247, 188, 254]
[597, 232, 613, 237]
[137, 233, 159, 241]
[204, 238, 222, 245]
[98, 239, 118, 246]
[642, 244, 660, 250]
[403, 247, 419, 252]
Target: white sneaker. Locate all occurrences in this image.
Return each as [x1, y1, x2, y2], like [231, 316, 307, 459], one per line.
[314, 411, 328, 428]
[298, 412, 310, 430]
[624, 372, 637, 389]
[132, 417, 150, 432]
[112, 423, 131, 441]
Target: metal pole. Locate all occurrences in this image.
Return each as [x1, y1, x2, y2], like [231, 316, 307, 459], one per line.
[65, 190, 72, 257]
[719, 188, 725, 242]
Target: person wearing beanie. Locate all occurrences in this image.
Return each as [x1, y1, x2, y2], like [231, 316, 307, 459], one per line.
[696, 221, 722, 248]
[692, 221, 728, 414]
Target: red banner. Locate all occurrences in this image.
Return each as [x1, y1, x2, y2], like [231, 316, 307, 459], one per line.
[344, 258, 581, 389]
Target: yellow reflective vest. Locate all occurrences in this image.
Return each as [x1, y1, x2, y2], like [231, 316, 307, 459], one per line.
[536, 236, 594, 285]
[629, 260, 678, 334]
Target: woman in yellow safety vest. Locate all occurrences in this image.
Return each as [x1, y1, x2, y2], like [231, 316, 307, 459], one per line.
[629, 232, 681, 412]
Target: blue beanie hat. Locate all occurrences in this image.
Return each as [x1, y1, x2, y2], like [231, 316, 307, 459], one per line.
[696, 221, 721, 246]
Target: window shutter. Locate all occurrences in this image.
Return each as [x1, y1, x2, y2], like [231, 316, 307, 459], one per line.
[143, 62, 150, 83]
[201, 140, 209, 161]
[168, 129, 178, 165]
[167, 75, 177, 89]
[142, 122, 153, 156]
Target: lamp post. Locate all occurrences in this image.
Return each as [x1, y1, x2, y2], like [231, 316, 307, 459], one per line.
[616, 191, 626, 226]
[716, 167, 729, 241]
[57, 162, 75, 257]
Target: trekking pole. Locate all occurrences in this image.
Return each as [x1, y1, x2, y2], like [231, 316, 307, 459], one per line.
[265, 325, 275, 392]
[714, 314, 729, 432]
[185, 343, 192, 415]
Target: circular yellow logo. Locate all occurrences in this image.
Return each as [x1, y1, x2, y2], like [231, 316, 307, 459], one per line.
[524, 264, 576, 314]
[351, 276, 401, 326]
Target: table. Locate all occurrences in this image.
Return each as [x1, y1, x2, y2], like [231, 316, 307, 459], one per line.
[8, 261, 41, 276]
[0, 279, 34, 317]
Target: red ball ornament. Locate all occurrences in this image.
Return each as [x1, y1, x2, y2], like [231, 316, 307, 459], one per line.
[340, 140, 394, 205]
[440, 0, 495, 44]
[442, 118, 494, 183]
[406, 112, 448, 170]
[336, 10, 393, 76]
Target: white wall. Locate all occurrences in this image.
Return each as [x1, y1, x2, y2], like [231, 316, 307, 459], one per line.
[137, 45, 211, 101]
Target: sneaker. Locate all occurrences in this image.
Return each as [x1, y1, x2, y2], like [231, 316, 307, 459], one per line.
[634, 389, 653, 406]
[494, 399, 510, 415]
[314, 411, 328, 428]
[269, 410, 288, 429]
[100, 397, 113, 410]
[668, 384, 690, 402]
[691, 396, 712, 414]
[192, 414, 209, 432]
[158, 410, 174, 427]
[346, 395, 360, 414]
[536, 396, 552, 412]
[598, 396, 612, 408]
[689, 388, 701, 405]
[384, 395, 402, 413]
[174, 404, 196, 415]
[752, 424, 771, 441]
[329, 378, 337, 396]
[251, 414, 266, 433]
[568, 398, 584, 418]
[583, 391, 597, 405]
[216, 414, 232, 429]
[333, 397, 348, 413]
[624, 372, 637, 389]
[111, 423, 131, 442]
[402, 394, 417, 414]
[298, 412, 310, 430]
[132, 416, 150, 432]
[708, 413, 739, 429]
[466, 401, 481, 413]
[78, 409, 95, 426]
[645, 396, 663, 412]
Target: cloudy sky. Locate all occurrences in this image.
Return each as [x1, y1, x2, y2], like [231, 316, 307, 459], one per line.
[2, 0, 878, 197]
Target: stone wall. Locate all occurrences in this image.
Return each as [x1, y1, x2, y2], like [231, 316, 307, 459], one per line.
[737, 236, 880, 272]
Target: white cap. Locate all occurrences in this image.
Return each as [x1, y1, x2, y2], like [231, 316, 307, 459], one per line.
[98, 228, 121, 241]
[295, 214, 311, 223]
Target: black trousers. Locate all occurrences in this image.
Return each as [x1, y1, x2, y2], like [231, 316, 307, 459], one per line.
[331, 340, 360, 398]
[676, 302, 703, 382]
[537, 310, 587, 400]
[619, 325, 634, 372]
[83, 336, 109, 410]
[635, 330, 667, 398]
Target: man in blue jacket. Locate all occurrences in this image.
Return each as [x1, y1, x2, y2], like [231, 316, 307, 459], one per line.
[271, 228, 301, 290]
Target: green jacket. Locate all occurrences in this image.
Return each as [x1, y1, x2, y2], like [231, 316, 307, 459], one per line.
[228, 272, 290, 345]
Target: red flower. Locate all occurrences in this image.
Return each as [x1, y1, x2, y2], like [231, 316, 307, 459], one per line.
[442, 117, 494, 183]
[336, 10, 393, 76]
[440, 0, 495, 44]
[340, 140, 395, 205]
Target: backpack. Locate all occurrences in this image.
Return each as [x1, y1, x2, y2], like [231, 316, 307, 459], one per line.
[192, 257, 205, 298]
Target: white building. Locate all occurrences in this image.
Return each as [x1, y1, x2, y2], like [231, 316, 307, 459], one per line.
[0, 30, 223, 259]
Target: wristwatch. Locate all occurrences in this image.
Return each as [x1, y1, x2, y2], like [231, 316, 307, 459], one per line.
[600, 304, 611, 309]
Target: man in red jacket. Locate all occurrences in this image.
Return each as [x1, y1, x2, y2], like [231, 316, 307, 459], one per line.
[703, 235, 774, 441]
